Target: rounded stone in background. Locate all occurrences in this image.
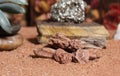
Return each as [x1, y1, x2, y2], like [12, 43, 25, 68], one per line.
[0, 34, 23, 51]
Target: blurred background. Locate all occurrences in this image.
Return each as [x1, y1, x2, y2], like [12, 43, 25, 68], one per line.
[9, 0, 120, 30]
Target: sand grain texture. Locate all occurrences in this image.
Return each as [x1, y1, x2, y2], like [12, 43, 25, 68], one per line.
[0, 26, 120, 76]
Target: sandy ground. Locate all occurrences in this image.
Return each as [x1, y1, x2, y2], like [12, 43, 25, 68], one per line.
[0, 26, 120, 76]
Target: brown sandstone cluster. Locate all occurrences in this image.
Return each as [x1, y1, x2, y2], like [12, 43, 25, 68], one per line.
[34, 33, 100, 64]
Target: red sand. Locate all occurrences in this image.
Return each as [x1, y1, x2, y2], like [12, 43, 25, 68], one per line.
[0, 26, 120, 76]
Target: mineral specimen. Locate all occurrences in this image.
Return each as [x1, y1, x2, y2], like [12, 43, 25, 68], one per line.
[72, 49, 100, 64]
[68, 39, 83, 52]
[47, 33, 83, 52]
[72, 49, 89, 64]
[34, 33, 101, 64]
[50, 0, 87, 23]
[53, 48, 73, 64]
[47, 33, 71, 49]
[33, 47, 56, 58]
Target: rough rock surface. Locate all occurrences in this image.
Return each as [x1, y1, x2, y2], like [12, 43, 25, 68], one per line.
[34, 47, 56, 58]
[48, 33, 71, 49]
[34, 33, 100, 64]
[53, 48, 73, 64]
[72, 49, 89, 64]
[50, 0, 87, 23]
[68, 39, 83, 52]
[47, 33, 83, 52]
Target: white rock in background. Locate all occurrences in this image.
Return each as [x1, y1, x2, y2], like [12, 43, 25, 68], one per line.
[114, 23, 120, 40]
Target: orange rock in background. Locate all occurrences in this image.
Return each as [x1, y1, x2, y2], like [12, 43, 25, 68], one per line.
[9, 0, 57, 26]
[35, 0, 56, 21]
[35, 0, 50, 13]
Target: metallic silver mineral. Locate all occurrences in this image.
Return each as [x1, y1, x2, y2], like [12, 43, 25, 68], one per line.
[50, 0, 87, 23]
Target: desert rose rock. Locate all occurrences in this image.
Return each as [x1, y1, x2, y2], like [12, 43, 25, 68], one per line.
[72, 49, 100, 64]
[53, 48, 73, 64]
[67, 39, 83, 52]
[47, 33, 71, 49]
[47, 33, 83, 52]
[72, 49, 89, 64]
[34, 33, 101, 64]
[34, 47, 56, 58]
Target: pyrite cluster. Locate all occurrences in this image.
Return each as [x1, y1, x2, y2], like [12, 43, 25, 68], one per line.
[50, 0, 87, 23]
